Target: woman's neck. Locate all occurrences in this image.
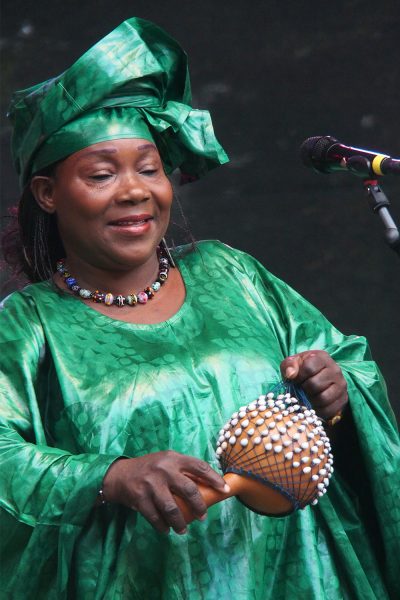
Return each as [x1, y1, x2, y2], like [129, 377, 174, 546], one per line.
[58, 253, 160, 297]
[54, 251, 186, 326]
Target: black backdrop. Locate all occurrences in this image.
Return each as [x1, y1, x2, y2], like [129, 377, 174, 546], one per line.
[1, 1, 399, 420]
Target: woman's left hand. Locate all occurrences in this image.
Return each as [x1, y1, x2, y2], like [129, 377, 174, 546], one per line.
[280, 350, 348, 421]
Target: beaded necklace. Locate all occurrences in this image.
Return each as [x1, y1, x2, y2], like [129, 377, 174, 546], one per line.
[56, 252, 170, 307]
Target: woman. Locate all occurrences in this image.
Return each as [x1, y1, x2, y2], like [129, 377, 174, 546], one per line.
[1, 17, 399, 600]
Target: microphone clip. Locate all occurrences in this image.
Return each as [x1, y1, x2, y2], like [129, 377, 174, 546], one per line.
[345, 156, 376, 178]
[363, 180, 400, 256]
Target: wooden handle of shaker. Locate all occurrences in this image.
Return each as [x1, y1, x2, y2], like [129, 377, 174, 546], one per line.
[174, 471, 293, 522]
[174, 472, 239, 524]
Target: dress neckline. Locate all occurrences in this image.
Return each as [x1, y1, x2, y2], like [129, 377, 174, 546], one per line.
[46, 252, 194, 331]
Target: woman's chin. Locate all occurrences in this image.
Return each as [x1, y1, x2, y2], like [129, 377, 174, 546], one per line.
[99, 246, 160, 272]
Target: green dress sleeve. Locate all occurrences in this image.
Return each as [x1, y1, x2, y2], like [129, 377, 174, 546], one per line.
[0, 291, 120, 592]
[235, 247, 400, 596]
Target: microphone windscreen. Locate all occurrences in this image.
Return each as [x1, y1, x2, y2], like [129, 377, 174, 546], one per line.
[300, 136, 338, 171]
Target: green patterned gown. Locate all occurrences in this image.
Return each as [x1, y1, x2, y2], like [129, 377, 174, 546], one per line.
[0, 241, 399, 599]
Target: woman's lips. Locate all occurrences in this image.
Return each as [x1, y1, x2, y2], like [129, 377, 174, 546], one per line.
[108, 215, 154, 234]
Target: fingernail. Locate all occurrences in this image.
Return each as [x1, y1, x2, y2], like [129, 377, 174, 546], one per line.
[198, 514, 207, 521]
[223, 484, 231, 493]
[178, 528, 187, 535]
[285, 367, 296, 378]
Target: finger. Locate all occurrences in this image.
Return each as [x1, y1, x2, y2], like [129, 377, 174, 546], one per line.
[133, 497, 171, 534]
[311, 387, 348, 417]
[309, 386, 339, 408]
[152, 490, 188, 535]
[171, 475, 208, 518]
[296, 354, 334, 385]
[281, 351, 326, 380]
[308, 378, 345, 403]
[300, 368, 337, 396]
[181, 458, 229, 493]
[280, 355, 301, 380]
[314, 396, 345, 421]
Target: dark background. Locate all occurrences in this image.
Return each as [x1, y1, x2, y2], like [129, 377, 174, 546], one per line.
[1, 1, 399, 420]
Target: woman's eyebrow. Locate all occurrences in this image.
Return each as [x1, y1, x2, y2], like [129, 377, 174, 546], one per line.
[137, 143, 157, 151]
[77, 144, 157, 160]
[77, 148, 118, 160]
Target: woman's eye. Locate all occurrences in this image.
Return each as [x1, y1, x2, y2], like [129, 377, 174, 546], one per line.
[140, 166, 158, 175]
[90, 173, 112, 181]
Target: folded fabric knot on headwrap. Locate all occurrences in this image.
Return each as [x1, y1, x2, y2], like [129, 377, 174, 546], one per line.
[8, 17, 229, 187]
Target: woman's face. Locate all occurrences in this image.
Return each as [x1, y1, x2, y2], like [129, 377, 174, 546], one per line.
[35, 138, 173, 272]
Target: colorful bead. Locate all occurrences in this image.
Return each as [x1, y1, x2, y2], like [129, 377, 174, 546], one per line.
[79, 289, 91, 299]
[152, 281, 161, 292]
[145, 287, 154, 299]
[104, 293, 114, 306]
[115, 295, 125, 307]
[137, 291, 148, 304]
[65, 277, 77, 288]
[92, 291, 104, 303]
[126, 294, 137, 306]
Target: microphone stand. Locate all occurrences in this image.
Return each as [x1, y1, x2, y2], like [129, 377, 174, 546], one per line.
[363, 179, 400, 258]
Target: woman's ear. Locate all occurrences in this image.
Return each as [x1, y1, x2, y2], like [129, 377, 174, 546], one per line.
[30, 176, 57, 214]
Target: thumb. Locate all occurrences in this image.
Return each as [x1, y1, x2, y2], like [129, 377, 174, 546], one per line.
[280, 355, 301, 380]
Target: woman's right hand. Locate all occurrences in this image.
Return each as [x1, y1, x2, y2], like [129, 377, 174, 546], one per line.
[101, 451, 229, 534]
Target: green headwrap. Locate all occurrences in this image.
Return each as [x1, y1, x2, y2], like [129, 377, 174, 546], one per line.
[8, 17, 229, 187]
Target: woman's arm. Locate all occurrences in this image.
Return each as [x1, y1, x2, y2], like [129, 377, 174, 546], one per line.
[101, 452, 228, 534]
[0, 292, 119, 527]
[0, 291, 227, 534]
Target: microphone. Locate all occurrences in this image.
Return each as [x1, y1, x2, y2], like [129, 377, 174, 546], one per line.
[300, 135, 400, 177]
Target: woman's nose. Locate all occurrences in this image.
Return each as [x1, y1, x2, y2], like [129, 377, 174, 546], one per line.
[116, 172, 150, 203]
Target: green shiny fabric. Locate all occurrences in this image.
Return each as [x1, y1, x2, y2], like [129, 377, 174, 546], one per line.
[29, 107, 156, 174]
[7, 18, 228, 186]
[0, 241, 399, 599]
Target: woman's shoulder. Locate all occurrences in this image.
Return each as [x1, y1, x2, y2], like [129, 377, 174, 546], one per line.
[0, 281, 52, 318]
[175, 240, 263, 272]
[175, 240, 286, 290]
[175, 240, 318, 309]
[0, 282, 51, 347]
